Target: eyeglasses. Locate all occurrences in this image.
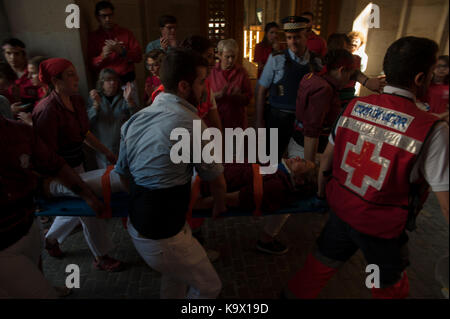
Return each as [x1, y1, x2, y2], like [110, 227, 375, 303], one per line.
[436, 64, 449, 69]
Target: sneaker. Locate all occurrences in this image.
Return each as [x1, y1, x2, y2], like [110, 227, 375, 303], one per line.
[206, 249, 220, 263]
[93, 255, 125, 272]
[256, 239, 289, 255]
[45, 238, 65, 258]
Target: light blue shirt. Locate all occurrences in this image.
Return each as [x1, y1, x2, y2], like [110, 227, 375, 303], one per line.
[258, 49, 319, 88]
[87, 93, 134, 163]
[145, 38, 178, 54]
[115, 92, 224, 189]
[145, 39, 162, 54]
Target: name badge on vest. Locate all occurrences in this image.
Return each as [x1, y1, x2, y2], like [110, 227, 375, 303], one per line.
[277, 84, 285, 96]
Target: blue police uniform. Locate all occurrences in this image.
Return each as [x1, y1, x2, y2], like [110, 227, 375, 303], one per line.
[258, 16, 322, 160]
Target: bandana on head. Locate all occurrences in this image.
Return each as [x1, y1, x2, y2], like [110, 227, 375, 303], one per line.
[39, 58, 73, 85]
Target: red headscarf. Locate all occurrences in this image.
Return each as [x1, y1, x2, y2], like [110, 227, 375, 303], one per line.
[39, 58, 73, 85]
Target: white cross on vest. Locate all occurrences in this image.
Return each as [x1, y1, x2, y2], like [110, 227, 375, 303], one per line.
[341, 137, 391, 197]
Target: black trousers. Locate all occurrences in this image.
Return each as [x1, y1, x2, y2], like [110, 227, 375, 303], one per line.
[264, 106, 296, 161]
[316, 211, 410, 287]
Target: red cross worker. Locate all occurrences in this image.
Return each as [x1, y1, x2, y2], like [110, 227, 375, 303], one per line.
[284, 36, 449, 299]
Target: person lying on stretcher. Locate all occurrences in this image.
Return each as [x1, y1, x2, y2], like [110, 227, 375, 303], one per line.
[42, 157, 319, 214]
[192, 158, 318, 213]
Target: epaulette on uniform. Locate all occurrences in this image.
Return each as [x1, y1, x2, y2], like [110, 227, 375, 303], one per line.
[304, 72, 314, 81]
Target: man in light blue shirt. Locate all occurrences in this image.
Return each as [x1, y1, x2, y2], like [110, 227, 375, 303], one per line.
[145, 15, 178, 54]
[115, 50, 226, 299]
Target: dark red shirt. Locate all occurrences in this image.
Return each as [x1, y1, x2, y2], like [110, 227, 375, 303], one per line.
[32, 91, 90, 167]
[296, 73, 341, 138]
[254, 42, 273, 78]
[88, 24, 143, 76]
[8, 70, 39, 104]
[0, 116, 65, 250]
[306, 32, 327, 57]
[200, 163, 299, 213]
[426, 83, 449, 114]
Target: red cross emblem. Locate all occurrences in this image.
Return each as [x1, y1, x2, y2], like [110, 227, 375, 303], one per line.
[341, 137, 390, 196]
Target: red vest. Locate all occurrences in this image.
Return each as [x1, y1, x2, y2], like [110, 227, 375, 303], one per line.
[326, 93, 439, 238]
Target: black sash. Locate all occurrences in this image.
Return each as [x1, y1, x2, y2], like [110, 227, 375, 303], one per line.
[129, 181, 191, 240]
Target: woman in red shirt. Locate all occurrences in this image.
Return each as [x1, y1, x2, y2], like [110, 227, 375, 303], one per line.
[426, 55, 449, 115]
[143, 49, 165, 106]
[254, 22, 279, 79]
[32, 58, 124, 272]
[209, 39, 252, 130]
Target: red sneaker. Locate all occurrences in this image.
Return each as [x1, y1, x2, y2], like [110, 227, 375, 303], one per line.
[93, 255, 125, 272]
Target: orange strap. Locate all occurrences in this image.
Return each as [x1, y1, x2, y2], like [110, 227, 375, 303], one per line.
[186, 176, 202, 221]
[100, 165, 115, 219]
[252, 164, 263, 217]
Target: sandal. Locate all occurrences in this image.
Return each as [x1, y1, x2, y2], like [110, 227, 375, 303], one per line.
[45, 238, 65, 258]
[93, 255, 125, 272]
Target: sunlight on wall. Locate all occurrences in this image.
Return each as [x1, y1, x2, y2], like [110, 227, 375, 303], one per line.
[352, 3, 375, 95]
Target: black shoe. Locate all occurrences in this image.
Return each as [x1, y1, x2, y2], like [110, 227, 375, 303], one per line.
[256, 239, 289, 255]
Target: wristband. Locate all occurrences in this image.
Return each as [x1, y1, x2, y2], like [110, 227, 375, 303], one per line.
[363, 77, 369, 87]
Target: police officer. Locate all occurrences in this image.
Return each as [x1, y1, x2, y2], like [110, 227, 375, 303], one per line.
[255, 16, 322, 256]
[255, 16, 322, 161]
[285, 36, 449, 299]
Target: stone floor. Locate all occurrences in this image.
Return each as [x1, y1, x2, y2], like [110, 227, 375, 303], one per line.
[42, 193, 449, 299]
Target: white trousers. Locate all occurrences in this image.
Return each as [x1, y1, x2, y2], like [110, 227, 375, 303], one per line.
[45, 216, 114, 257]
[128, 220, 222, 299]
[45, 165, 114, 258]
[0, 219, 57, 299]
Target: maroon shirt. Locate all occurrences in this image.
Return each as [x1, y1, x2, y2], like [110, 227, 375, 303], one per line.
[306, 32, 327, 57]
[8, 69, 40, 104]
[0, 116, 65, 250]
[296, 73, 341, 138]
[32, 90, 90, 168]
[254, 42, 273, 79]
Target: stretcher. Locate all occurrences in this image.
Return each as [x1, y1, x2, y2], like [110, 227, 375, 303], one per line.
[34, 192, 329, 218]
[34, 166, 329, 219]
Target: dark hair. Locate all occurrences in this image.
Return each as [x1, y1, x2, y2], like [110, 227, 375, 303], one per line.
[324, 49, 354, 71]
[28, 56, 48, 69]
[180, 35, 213, 55]
[159, 15, 177, 28]
[160, 49, 208, 93]
[383, 36, 438, 88]
[2, 38, 26, 49]
[96, 68, 120, 92]
[145, 49, 166, 64]
[0, 62, 17, 82]
[95, 1, 115, 16]
[261, 22, 279, 45]
[327, 33, 351, 51]
[435, 55, 449, 84]
[47, 73, 64, 92]
[301, 11, 314, 20]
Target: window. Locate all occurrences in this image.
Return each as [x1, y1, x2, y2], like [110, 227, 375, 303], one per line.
[208, 0, 227, 47]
